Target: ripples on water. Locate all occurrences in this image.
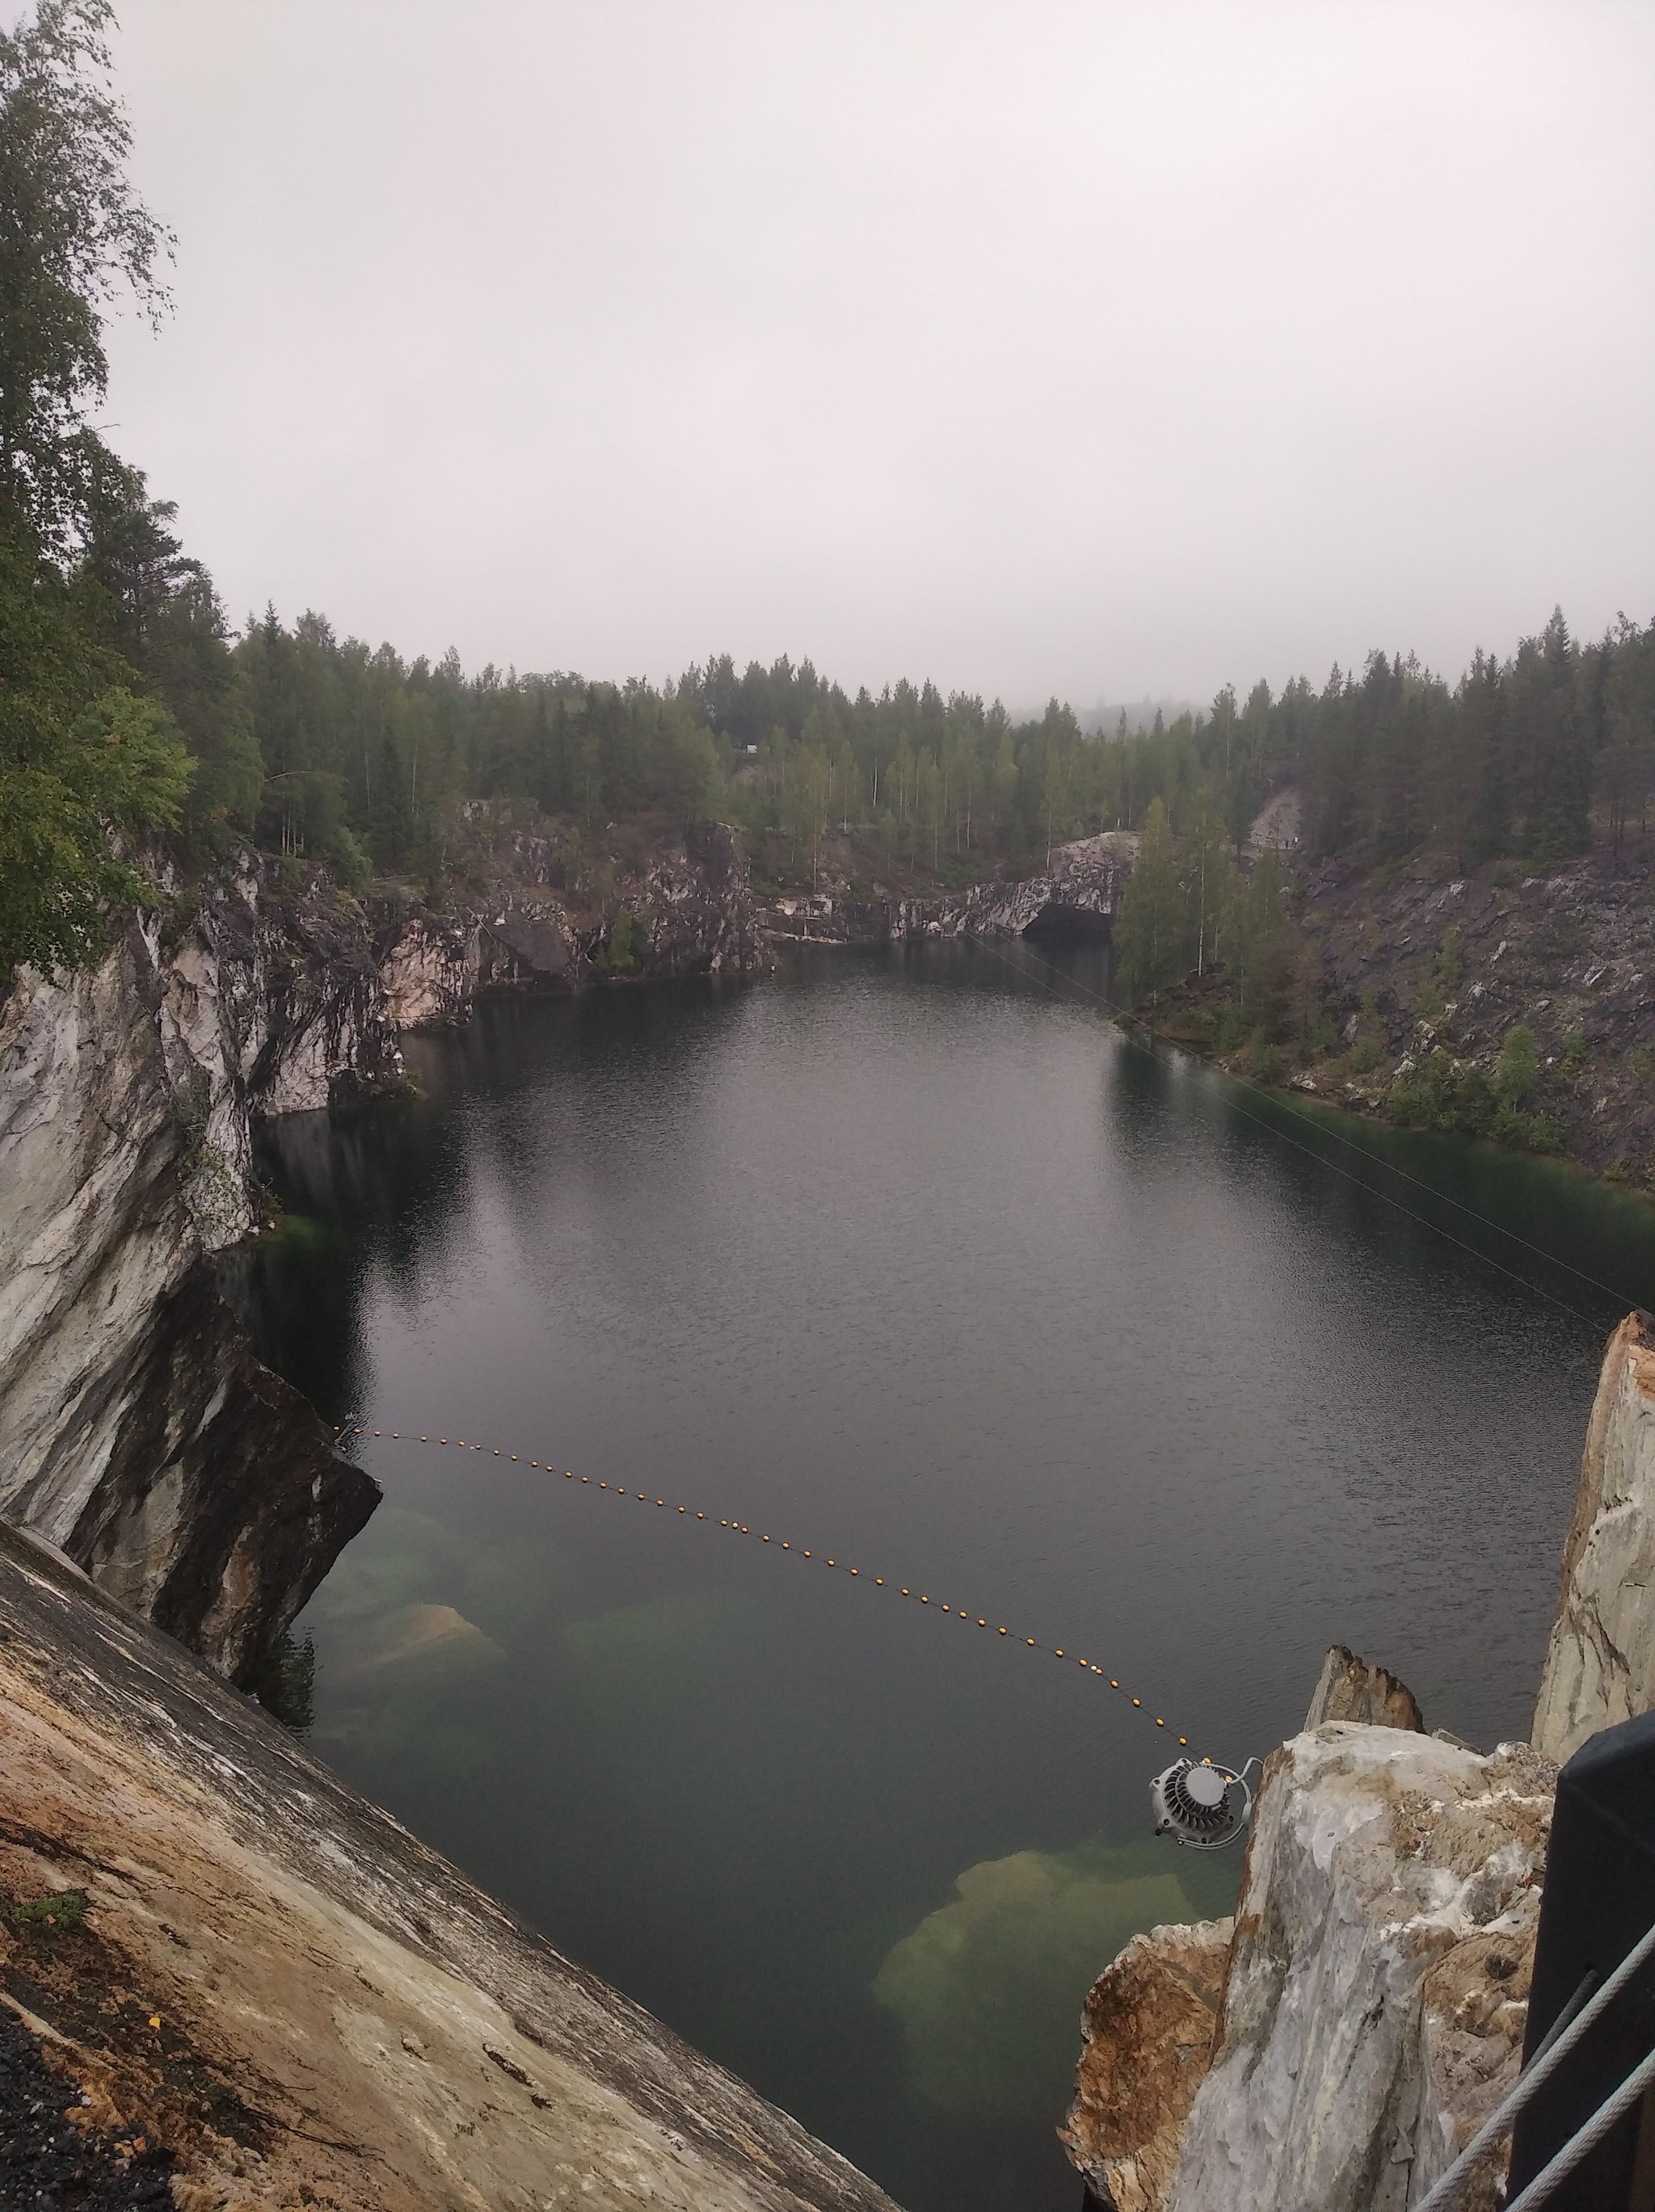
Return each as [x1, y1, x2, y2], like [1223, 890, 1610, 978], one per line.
[230, 943, 1655, 2212]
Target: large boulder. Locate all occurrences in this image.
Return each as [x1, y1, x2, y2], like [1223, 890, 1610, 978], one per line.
[1060, 1917, 1232, 2212]
[1167, 1726, 1554, 2212]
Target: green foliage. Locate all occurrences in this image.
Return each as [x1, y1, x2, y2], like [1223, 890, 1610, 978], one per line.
[0, 0, 173, 556]
[592, 909, 648, 977]
[1114, 796, 1183, 1007]
[1350, 1037, 1383, 1074]
[1388, 1045, 1563, 1153]
[1562, 1024, 1587, 1066]
[5, 1888, 86, 1929]
[0, 678, 192, 981]
[1247, 1026, 1279, 1084]
[247, 1629, 316, 1735]
[1495, 1024, 1539, 1107]
[1438, 927, 1463, 986]
[1632, 1045, 1654, 1079]
[1414, 976, 1445, 1022]
[1226, 849, 1294, 1017]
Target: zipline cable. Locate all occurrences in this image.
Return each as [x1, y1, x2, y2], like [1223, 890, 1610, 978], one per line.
[335, 1424, 1202, 1754]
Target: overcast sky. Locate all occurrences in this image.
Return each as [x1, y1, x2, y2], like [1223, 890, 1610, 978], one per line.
[95, 2, 1655, 709]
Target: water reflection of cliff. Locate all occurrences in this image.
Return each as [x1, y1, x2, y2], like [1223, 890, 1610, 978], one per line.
[222, 979, 755, 1422]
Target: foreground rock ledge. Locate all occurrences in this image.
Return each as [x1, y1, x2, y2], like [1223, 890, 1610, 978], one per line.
[1173, 1726, 1552, 2212]
[1064, 1726, 1554, 2212]
[0, 1521, 896, 2212]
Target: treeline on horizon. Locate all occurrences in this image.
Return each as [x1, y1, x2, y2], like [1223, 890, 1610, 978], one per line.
[147, 591, 1655, 894]
[6, 1, 1655, 990]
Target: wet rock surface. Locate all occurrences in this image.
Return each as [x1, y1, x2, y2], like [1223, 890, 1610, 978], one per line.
[0, 1518, 895, 2212]
[376, 807, 773, 1016]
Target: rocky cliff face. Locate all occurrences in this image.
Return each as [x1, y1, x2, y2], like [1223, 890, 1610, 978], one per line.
[379, 808, 772, 1011]
[0, 1515, 896, 2212]
[1531, 1311, 1655, 1763]
[1, 815, 770, 1681]
[1063, 1918, 1233, 2212]
[0, 866, 390, 1681]
[760, 831, 1137, 944]
[1282, 839, 1655, 1180]
[1167, 1728, 1554, 2212]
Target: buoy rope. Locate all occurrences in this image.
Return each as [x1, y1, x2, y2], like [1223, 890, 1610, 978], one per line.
[335, 1424, 1194, 1750]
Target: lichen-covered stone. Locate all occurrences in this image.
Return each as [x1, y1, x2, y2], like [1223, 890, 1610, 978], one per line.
[1531, 1311, 1655, 1763]
[1166, 1726, 1554, 2212]
[1061, 1917, 1232, 2212]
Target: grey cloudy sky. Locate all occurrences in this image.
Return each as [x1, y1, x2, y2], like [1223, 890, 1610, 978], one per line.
[98, 2, 1655, 709]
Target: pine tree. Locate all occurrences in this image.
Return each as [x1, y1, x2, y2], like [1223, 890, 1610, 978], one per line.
[1114, 797, 1185, 1015]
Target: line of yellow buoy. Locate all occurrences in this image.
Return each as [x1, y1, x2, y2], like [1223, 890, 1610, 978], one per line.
[335, 1424, 1193, 1749]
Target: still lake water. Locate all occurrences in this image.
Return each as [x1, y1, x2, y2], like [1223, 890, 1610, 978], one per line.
[232, 943, 1655, 2212]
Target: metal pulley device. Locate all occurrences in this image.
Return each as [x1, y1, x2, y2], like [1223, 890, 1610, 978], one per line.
[1150, 1756, 1259, 1850]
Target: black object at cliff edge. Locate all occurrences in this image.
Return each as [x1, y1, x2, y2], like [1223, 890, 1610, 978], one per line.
[1508, 1706, 1655, 2207]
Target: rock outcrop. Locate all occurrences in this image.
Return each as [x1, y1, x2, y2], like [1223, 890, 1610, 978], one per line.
[760, 831, 1137, 945]
[379, 808, 773, 1014]
[0, 1515, 895, 2212]
[0, 868, 388, 1680]
[1061, 1918, 1232, 2212]
[1168, 1727, 1554, 2212]
[1531, 1310, 1655, 1764]
[1303, 1645, 1427, 1733]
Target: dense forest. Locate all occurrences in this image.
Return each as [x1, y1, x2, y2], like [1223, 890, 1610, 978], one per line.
[5, 1, 1655, 994]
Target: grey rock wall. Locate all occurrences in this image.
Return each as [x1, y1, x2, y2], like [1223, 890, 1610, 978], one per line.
[0, 868, 389, 1680]
[1531, 1311, 1655, 1763]
[761, 831, 1137, 944]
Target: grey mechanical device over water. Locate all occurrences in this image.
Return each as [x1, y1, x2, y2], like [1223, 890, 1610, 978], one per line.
[1150, 1756, 1260, 1851]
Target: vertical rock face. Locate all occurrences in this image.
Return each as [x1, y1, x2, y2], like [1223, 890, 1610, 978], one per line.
[373, 817, 773, 1014]
[1531, 1311, 1655, 1764]
[1166, 1727, 1554, 2212]
[1060, 1918, 1233, 2212]
[760, 831, 1138, 944]
[0, 868, 389, 1680]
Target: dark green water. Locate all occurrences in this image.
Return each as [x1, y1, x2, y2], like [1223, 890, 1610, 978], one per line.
[231, 943, 1655, 2212]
